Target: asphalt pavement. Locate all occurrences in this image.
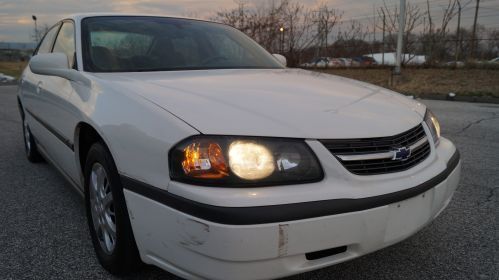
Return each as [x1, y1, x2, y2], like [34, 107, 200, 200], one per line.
[0, 85, 498, 280]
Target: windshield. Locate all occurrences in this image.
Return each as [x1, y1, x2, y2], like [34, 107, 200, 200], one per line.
[81, 16, 283, 72]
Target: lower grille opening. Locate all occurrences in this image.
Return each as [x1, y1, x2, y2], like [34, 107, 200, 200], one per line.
[305, 246, 348, 261]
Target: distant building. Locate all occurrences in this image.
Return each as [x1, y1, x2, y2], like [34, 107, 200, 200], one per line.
[364, 52, 426, 66]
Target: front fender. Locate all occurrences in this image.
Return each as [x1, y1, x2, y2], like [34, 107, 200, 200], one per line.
[74, 79, 199, 191]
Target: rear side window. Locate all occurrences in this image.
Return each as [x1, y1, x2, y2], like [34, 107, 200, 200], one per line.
[37, 24, 60, 54]
[53, 22, 76, 68]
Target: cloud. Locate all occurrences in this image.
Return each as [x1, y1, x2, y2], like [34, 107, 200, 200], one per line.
[16, 17, 33, 25]
[0, 0, 497, 43]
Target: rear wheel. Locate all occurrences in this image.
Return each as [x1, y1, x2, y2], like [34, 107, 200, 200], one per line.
[84, 142, 142, 275]
[22, 118, 43, 163]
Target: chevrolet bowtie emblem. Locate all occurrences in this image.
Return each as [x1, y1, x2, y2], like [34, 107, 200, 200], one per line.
[392, 147, 411, 161]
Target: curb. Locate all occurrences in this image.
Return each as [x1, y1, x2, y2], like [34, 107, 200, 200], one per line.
[411, 94, 499, 104]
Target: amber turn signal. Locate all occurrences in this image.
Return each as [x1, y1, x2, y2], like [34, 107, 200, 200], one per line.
[181, 142, 229, 179]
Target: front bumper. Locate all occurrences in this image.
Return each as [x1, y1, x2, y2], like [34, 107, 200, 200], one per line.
[122, 146, 461, 280]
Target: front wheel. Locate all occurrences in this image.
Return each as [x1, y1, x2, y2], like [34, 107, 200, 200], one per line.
[84, 142, 142, 275]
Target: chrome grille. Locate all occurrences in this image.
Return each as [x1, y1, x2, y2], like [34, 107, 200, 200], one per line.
[320, 124, 431, 175]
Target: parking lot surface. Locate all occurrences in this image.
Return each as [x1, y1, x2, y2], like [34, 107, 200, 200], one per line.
[1, 85, 498, 280]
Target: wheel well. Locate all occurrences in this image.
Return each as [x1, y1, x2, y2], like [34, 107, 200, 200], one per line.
[76, 123, 104, 174]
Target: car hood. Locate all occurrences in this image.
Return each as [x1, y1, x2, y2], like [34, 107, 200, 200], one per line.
[92, 69, 426, 139]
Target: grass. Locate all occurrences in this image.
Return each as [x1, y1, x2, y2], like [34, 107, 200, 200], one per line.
[314, 68, 499, 98]
[0, 61, 28, 79]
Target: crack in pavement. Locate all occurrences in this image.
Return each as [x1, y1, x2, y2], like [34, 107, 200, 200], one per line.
[458, 183, 499, 205]
[458, 111, 499, 135]
[485, 187, 499, 203]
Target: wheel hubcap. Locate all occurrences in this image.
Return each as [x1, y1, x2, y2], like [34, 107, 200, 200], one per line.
[24, 120, 31, 152]
[89, 163, 116, 254]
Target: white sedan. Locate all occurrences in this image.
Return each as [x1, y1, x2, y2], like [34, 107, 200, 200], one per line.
[18, 14, 461, 280]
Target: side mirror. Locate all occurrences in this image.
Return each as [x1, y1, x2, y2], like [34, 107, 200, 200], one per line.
[273, 54, 287, 67]
[29, 53, 90, 86]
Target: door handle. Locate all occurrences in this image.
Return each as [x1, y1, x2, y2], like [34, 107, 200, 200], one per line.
[36, 81, 43, 94]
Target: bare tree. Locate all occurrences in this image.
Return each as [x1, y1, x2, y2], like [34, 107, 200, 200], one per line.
[211, 0, 499, 66]
[423, 0, 460, 63]
[32, 23, 49, 44]
[214, 0, 288, 52]
[338, 20, 368, 42]
[213, 0, 341, 66]
[377, 0, 423, 63]
[453, 0, 473, 62]
[311, 2, 342, 58]
[469, 0, 480, 59]
[333, 20, 369, 58]
[486, 29, 499, 58]
[213, 0, 247, 29]
[281, 2, 317, 65]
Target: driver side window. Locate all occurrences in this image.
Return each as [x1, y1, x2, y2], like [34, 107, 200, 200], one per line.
[53, 21, 76, 69]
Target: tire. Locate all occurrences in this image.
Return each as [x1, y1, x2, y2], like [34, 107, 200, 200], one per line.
[22, 117, 44, 163]
[84, 142, 142, 275]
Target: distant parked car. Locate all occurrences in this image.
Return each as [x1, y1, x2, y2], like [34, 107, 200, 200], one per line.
[338, 58, 352, 67]
[489, 57, 499, 63]
[303, 57, 368, 68]
[327, 58, 342, 67]
[351, 57, 362, 67]
[444, 61, 465, 68]
[0, 73, 15, 83]
[315, 57, 329, 68]
[302, 57, 331, 69]
[358, 56, 377, 66]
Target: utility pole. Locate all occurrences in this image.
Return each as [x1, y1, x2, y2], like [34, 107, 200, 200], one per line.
[32, 15, 38, 43]
[279, 27, 285, 53]
[470, 0, 480, 60]
[395, 0, 406, 75]
[313, 8, 328, 58]
[455, 0, 462, 63]
[240, 0, 246, 30]
[371, 4, 376, 57]
[289, 14, 293, 54]
[313, 10, 320, 58]
[426, 0, 433, 62]
[423, 16, 426, 34]
[372, 5, 376, 42]
[324, 14, 328, 56]
[381, 9, 386, 65]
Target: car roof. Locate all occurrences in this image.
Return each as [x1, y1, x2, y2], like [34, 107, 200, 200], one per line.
[66, 13, 205, 23]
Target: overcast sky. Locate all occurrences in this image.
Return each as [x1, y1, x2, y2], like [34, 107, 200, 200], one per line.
[0, 0, 498, 43]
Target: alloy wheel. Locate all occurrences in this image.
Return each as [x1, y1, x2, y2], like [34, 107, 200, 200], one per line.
[89, 163, 116, 255]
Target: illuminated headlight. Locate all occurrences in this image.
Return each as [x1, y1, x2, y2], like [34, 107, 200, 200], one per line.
[169, 136, 323, 187]
[424, 109, 441, 144]
[228, 141, 275, 180]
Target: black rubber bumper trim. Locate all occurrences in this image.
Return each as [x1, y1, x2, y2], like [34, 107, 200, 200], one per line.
[25, 108, 74, 151]
[121, 149, 460, 225]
